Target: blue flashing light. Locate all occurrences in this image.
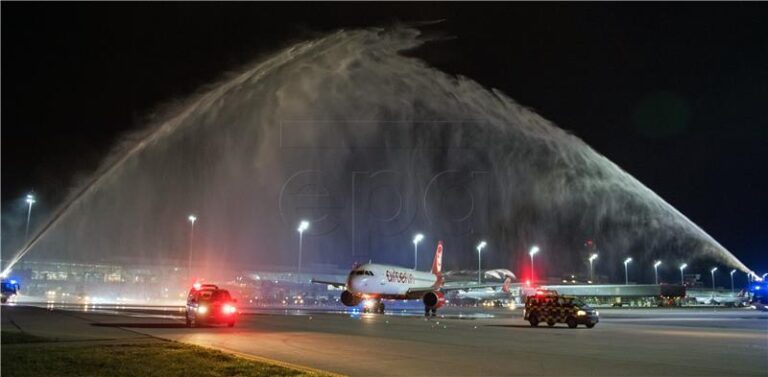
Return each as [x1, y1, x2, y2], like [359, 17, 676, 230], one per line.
[756, 285, 761, 290]
[9, 280, 17, 285]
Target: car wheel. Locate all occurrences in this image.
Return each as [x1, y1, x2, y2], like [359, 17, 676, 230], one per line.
[566, 317, 577, 328]
[529, 314, 539, 327]
[586, 323, 595, 328]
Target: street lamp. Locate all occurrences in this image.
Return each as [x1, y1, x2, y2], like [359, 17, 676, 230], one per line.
[187, 214, 197, 282]
[529, 246, 540, 284]
[476, 241, 487, 284]
[710, 267, 718, 298]
[623, 258, 633, 285]
[24, 194, 36, 241]
[297, 220, 310, 282]
[413, 234, 424, 270]
[588, 254, 598, 283]
[730, 269, 736, 293]
[679, 263, 688, 285]
[654, 260, 662, 285]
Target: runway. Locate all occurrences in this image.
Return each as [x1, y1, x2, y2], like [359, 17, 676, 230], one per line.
[4, 305, 767, 376]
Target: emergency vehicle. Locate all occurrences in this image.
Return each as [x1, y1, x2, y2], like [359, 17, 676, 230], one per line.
[523, 289, 599, 328]
[185, 283, 238, 327]
[1, 278, 20, 304]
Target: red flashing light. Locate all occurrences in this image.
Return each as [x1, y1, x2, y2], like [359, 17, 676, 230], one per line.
[193, 282, 202, 290]
[525, 279, 531, 287]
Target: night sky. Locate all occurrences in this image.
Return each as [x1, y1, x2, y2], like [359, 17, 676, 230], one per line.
[2, 3, 766, 273]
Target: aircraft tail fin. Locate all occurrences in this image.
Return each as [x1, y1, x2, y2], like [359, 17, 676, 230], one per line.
[431, 241, 443, 276]
[502, 276, 512, 293]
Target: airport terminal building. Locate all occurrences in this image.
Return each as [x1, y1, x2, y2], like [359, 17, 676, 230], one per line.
[537, 284, 686, 307]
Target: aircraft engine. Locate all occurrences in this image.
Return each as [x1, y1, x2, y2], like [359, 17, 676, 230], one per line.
[340, 290, 361, 307]
[422, 291, 445, 309]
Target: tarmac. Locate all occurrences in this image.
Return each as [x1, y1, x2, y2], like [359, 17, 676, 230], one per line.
[2, 304, 767, 376]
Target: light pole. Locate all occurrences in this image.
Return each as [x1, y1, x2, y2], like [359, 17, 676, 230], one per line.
[654, 261, 662, 285]
[297, 220, 310, 282]
[623, 258, 633, 285]
[680, 263, 688, 285]
[588, 254, 598, 283]
[730, 269, 736, 293]
[476, 241, 487, 284]
[529, 246, 540, 284]
[413, 234, 424, 270]
[24, 194, 36, 241]
[187, 214, 197, 282]
[710, 267, 718, 298]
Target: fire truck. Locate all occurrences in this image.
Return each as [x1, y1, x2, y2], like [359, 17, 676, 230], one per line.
[1, 278, 20, 304]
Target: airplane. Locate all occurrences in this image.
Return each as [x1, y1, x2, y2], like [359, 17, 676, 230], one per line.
[312, 241, 509, 316]
[689, 290, 749, 307]
[452, 277, 514, 302]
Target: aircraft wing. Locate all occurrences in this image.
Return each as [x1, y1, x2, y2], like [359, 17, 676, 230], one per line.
[311, 279, 346, 288]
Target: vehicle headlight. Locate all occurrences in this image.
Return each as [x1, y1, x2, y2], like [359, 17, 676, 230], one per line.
[595, 310, 599, 316]
[577, 310, 586, 316]
[223, 304, 236, 314]
[197, 306, 208, 314]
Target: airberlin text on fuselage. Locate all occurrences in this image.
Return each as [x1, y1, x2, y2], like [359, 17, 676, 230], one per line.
[386, 269, 415, 284]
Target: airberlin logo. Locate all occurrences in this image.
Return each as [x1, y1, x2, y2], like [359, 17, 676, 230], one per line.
[386, 270, 415, 284]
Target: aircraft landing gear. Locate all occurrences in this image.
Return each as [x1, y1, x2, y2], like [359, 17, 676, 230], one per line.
[364, 301, 386, 314]
[424, 306, 437, 317]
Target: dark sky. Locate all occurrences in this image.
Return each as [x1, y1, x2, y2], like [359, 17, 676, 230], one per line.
[2, 3, 766, 273]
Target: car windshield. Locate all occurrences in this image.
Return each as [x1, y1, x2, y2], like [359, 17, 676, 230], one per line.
[198, 290, 231, 302]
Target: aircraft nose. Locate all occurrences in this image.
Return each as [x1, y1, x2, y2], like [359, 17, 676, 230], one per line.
[349, 276, 364, 291]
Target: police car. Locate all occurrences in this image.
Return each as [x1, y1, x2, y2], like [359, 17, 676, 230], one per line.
[523, 290, 599, 328]
[185, 283, 238, 327]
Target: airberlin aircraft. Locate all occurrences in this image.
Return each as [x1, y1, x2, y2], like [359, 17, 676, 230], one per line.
[313, 241, 508, 316]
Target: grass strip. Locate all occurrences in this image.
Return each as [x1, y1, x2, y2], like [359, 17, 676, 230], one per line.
[2, 338, 330, 377]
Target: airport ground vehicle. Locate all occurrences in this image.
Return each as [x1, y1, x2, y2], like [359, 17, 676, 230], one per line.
[1, 279, 20, 304]
[523, 290, 599, 328]
[185, 283, 238, 327]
